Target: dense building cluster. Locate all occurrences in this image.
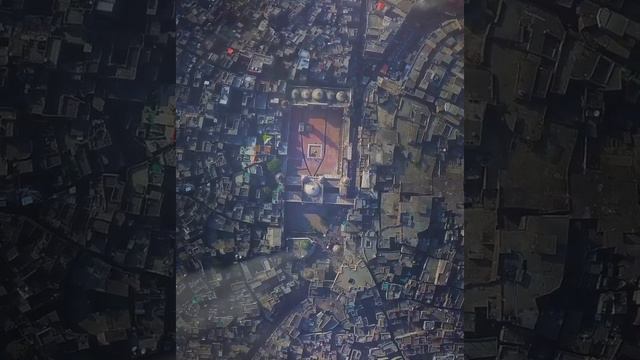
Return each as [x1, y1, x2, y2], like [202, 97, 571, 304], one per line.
[356, 17, 465, 360]
[5, 0, 640, 359]
[0, 1, 175, 359]
[465, 0, 640, 358]
[364, 0, 416, 58]
[176, 0, 463, 359]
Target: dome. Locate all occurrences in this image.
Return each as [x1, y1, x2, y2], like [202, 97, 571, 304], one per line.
[325, 90, 336, 101]
[312, 88, 324, 101]
[303, 181, 321, 197]
[291, 89, 301, 99]
[332, 244, 342, 253]
[336, 91, 349, 102]
[301, 89, 311, 100]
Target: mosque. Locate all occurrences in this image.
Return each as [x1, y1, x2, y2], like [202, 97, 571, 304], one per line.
[283, 86, 354, 207]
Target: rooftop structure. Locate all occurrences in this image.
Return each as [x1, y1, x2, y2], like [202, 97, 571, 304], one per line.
[287, 104, 349, 178]
[290, 86, 352, 107]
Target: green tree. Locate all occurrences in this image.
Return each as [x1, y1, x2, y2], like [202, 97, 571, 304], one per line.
[300, 239, 311, 250]
[266, 157, 282, 173]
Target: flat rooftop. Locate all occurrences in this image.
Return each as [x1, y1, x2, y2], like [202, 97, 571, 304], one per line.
[288, 106, 344, 177]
